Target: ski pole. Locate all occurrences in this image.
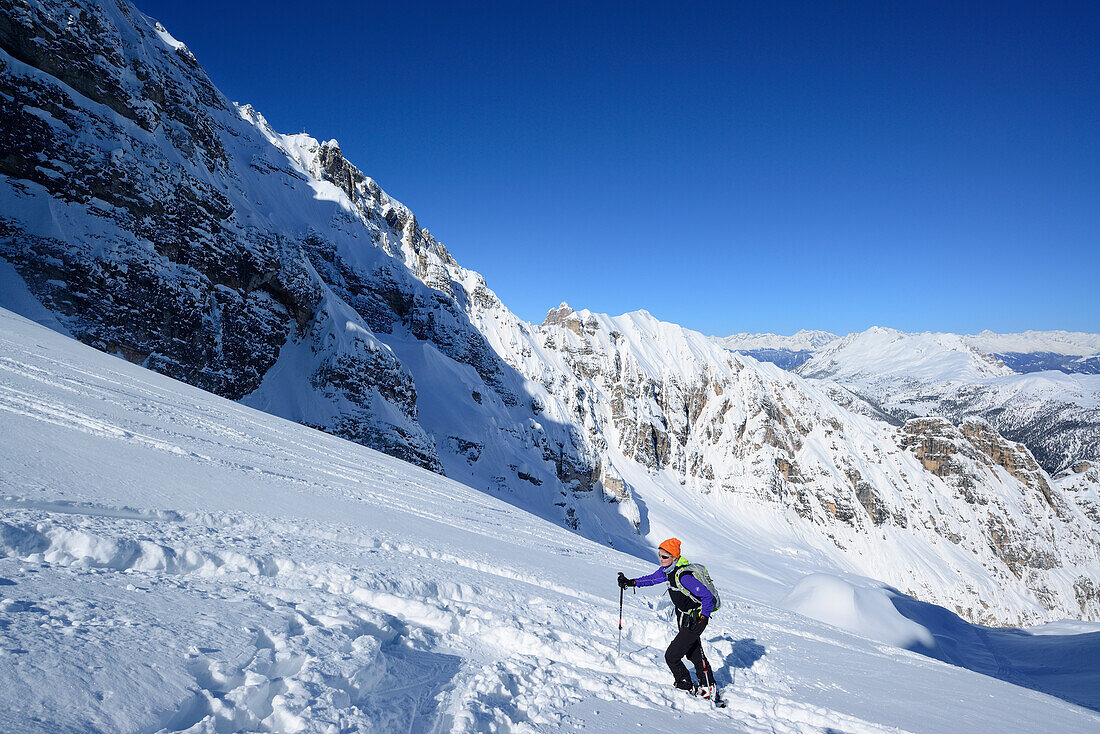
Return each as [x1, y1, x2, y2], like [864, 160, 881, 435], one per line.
[617, 585, 624, 657]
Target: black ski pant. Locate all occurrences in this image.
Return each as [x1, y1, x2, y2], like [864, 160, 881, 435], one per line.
[665, 617, 714, 689]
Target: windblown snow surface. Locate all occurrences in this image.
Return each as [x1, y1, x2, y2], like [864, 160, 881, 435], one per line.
[2, 308, 1099, 733]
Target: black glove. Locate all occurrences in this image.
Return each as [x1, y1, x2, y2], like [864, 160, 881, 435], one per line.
[681, 609, 708, 633]
[617, 572, 635, 589]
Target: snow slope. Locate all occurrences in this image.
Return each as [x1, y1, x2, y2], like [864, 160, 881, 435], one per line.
[3, 311, 1100, 733]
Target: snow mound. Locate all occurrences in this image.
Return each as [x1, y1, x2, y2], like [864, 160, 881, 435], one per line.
[779, 573, 935, 651]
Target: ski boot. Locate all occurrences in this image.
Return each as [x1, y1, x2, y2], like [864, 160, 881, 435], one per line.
[673, 678, 695, 693]
[696, 684, 727, 708]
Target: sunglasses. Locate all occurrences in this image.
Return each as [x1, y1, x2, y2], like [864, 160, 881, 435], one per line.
[658, 551, 673, 560]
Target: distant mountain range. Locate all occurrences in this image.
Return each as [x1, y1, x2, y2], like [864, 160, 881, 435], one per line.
[712, 327, 1100, 476]
[715, 328, 1100, 374]
[2, 0, 1098, 626]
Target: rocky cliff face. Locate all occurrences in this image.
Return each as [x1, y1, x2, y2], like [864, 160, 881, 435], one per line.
[2, 2, 301, 398]
[2, 0, 1097, 626]
[900, 418, 1099, 612]
[1055, 462, 1100, 524]
[0, 0, 632, 540]
[0, 0, 448, 471]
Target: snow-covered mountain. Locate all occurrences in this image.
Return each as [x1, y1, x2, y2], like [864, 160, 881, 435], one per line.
[710, 330, 841, 370]
[2, 308, 1099, 732]
[965, 330, 1100, 374]
[0, 0, 637, 543]
[794, 328, 1100, 476]
[712, 327, 1100, 476]
[511, 307, 1100, 624]
[802, 328, 1017, 383]
[2, 0, 1098, 631]
[711, 330, 841, 352]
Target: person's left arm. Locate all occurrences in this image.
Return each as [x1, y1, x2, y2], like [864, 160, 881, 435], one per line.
[680, 573, 714, 618]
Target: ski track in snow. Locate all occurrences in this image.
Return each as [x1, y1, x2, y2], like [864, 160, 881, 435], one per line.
[3, 311, 1099, 733]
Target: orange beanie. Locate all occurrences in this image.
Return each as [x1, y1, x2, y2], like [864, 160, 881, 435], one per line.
[658, 538, 681, 557]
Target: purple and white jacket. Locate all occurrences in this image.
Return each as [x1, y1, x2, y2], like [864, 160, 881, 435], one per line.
[633, 559, 715, 618]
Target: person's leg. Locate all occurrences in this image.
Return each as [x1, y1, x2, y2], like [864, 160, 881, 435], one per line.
[686, 638, 715, 687]
[664, 627, 699, 689]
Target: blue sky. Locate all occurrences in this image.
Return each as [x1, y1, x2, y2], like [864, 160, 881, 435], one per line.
[140, 1, 1098, 336]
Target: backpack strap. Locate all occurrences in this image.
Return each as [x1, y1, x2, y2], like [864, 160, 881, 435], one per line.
[672, 562, 702, 607]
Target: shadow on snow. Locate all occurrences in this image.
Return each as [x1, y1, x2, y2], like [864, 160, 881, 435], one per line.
[890, 593, 1100, 713]
[710, 636, 766, 688]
